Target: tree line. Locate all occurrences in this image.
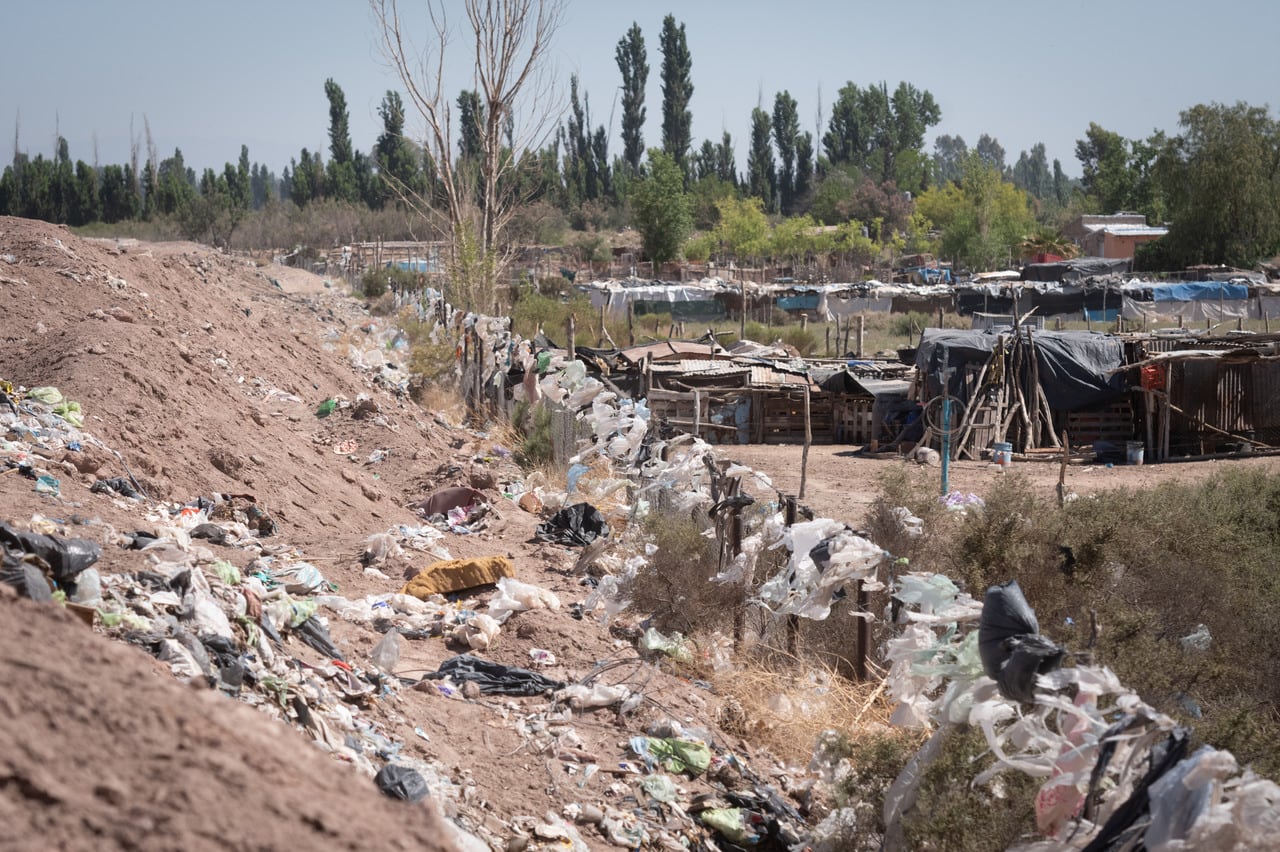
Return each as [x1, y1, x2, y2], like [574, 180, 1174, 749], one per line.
[3, 8, 1278, 279]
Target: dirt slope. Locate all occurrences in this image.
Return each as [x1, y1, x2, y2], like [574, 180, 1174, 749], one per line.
[0, 590, 453, 852]
[0, 218, 778, 851]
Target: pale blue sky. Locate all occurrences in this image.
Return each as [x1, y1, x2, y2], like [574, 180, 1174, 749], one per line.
[2, 0, 1275, 179]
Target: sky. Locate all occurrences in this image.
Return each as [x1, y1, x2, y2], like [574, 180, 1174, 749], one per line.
[3, 0, 1276, 181]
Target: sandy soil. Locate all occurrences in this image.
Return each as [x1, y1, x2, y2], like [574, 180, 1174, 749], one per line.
[713, 443, 1280, 526]
[0, 218, 775, 851]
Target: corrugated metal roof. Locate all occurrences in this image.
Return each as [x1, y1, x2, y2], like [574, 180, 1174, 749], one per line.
[750, 366, 816, 388]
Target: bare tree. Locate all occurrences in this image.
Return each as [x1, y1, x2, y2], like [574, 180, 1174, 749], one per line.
[371, 0, 564, 309]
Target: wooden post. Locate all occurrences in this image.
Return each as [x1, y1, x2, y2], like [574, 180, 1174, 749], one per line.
[567, 314, 576, 360]
[800, 314, 808, 333]
[1057, 429, 1070, 507]
[693, 389, 702, 439]
[855, 581, 870, 681]
[784, 496, 799, 658]
[740, 279, 747, 341]
[799, 384, 812, 499]
[937, 305, 944, 329]
[599, 304, 606, 345]
[1266, 311, 1271, 333]
[857, 313, 865, 359]
[825, 325, 831, 356]
[627, 300, 635, 346]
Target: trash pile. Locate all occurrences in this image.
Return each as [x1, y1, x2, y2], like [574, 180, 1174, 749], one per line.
[871, 573, 1280, 850]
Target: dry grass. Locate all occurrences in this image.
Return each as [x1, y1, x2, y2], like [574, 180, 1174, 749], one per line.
[709, 655, 917, 765]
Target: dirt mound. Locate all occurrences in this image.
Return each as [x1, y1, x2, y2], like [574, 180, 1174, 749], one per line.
[0, 590, 452, 852]
[2, 218, 792, 850]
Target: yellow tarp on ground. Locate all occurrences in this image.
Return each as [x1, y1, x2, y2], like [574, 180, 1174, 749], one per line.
[400, 555, 514, 599]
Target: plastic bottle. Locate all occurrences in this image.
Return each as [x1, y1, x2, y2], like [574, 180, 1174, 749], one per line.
[370, 628, 401, 673]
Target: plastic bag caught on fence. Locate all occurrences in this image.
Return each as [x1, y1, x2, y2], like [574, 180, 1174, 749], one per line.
[978, 580, 1066, 703]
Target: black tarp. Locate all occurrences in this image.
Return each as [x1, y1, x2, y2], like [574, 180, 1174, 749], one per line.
[916, 328, 1127, 412]
[1021, 257, 1131, 282]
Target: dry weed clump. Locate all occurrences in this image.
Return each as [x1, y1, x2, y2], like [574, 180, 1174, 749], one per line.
[709, 657, 908, 765]
[623, 508, 742, 638]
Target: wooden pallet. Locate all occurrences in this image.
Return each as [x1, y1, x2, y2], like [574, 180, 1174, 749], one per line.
[1066, 400, 1134, 444]
[834, 397, 876, 444]
[757, 391, 835, 444]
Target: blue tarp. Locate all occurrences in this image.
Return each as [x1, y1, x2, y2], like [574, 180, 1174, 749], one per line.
[387, 258, 438, 273]
[777, 294, 821, 311]
[1151, 282, 1248, 302]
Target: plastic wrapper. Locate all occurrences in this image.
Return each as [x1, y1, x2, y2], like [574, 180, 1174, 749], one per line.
[487, 576, 560, 624]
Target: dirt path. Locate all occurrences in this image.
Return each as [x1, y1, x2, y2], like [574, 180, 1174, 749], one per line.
[712, 443, 1280, 525]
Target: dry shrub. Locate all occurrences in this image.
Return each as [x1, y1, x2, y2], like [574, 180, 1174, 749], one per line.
[623, 508, 741, 637]
[901, 726, 1039, 851]
[709, 656, 908, 765]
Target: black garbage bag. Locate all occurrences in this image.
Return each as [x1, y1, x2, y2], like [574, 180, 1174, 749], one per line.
[292, 616, 345, 661]
[0, 521, 101, 583]
[978, 580, 1067, 702]
[90, 477, 141, 499]
[535, 502, 609, 547]
[1082, 727, 1191, 852]
[375, 764, 429, 803]
[0, 559, 54, 601]
[422, 654, 564, 696]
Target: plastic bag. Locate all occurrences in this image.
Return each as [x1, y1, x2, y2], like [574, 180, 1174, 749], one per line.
[374, 764, 429, 803]
[488, 576, 560, 624]
[535, 502, 609, 547]
[370, 628, 402, 673]
[556, 683, 631, 710]
[452, 613, 501, 651]
[639, 627, 692, 663]
[0, 522, 101, 583]
[978, 580, 1066, 702]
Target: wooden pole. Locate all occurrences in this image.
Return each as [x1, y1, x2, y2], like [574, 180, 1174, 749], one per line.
[740, 279, 747, 341]
[598, 304, 606, 345]
[857, 313, 865, 359]
[627, 300, 635, 346]
[567, 314, 576, 360]
[1057, 429, 1070, 506]
[855, 581, 870, 681]
[693, 389, 702, 439]
[784, 496, 799, 657]
[799, 385, 812, 499]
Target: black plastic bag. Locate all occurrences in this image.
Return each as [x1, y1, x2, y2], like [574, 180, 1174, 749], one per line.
[422, 654, 564, 696]
[90, 477, 141, 499]
[292, 616, 345, 661]
[375, 764, 429, 803]
[0, 559, 54, 601]
[978, 580, 1066, 702]
[0, 522, 101, 583]
[535, 502, 609, 547]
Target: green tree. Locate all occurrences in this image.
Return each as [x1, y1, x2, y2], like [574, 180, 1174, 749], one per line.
[715, 131, 736, 185]
[632, 148, 692, 267]
[795, 131, 814, 205]
[975, 133, 1006, 173]
[373, 90, 423, 207]
[1075, 122, 1134, 213]
[1011, 142, 1052, 200]
[915, 153, 1035, 270]
[615, 22, 648, 175]
[152, 147, 195, 216]
[98, 163, 137, 222]
[324, 78, 359, 203]
[933, 134, 968, 185]
[1149, 102, 1280, 268]
[712, 195, 771, 271]
[457, 89, 485, 164]
[888, 81, 940, 191]
[773, 91, 800, 213]
[1052, 158, 1070, 206]
[746, 107, 776, 210]
[659, 14, 694, 179]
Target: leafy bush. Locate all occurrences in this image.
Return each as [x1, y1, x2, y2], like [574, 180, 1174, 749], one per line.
[511, 401, 555, 469]
[360, 265, 417, 299]
[780, 326, 819, 356]
[509, 291, 594, 339]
